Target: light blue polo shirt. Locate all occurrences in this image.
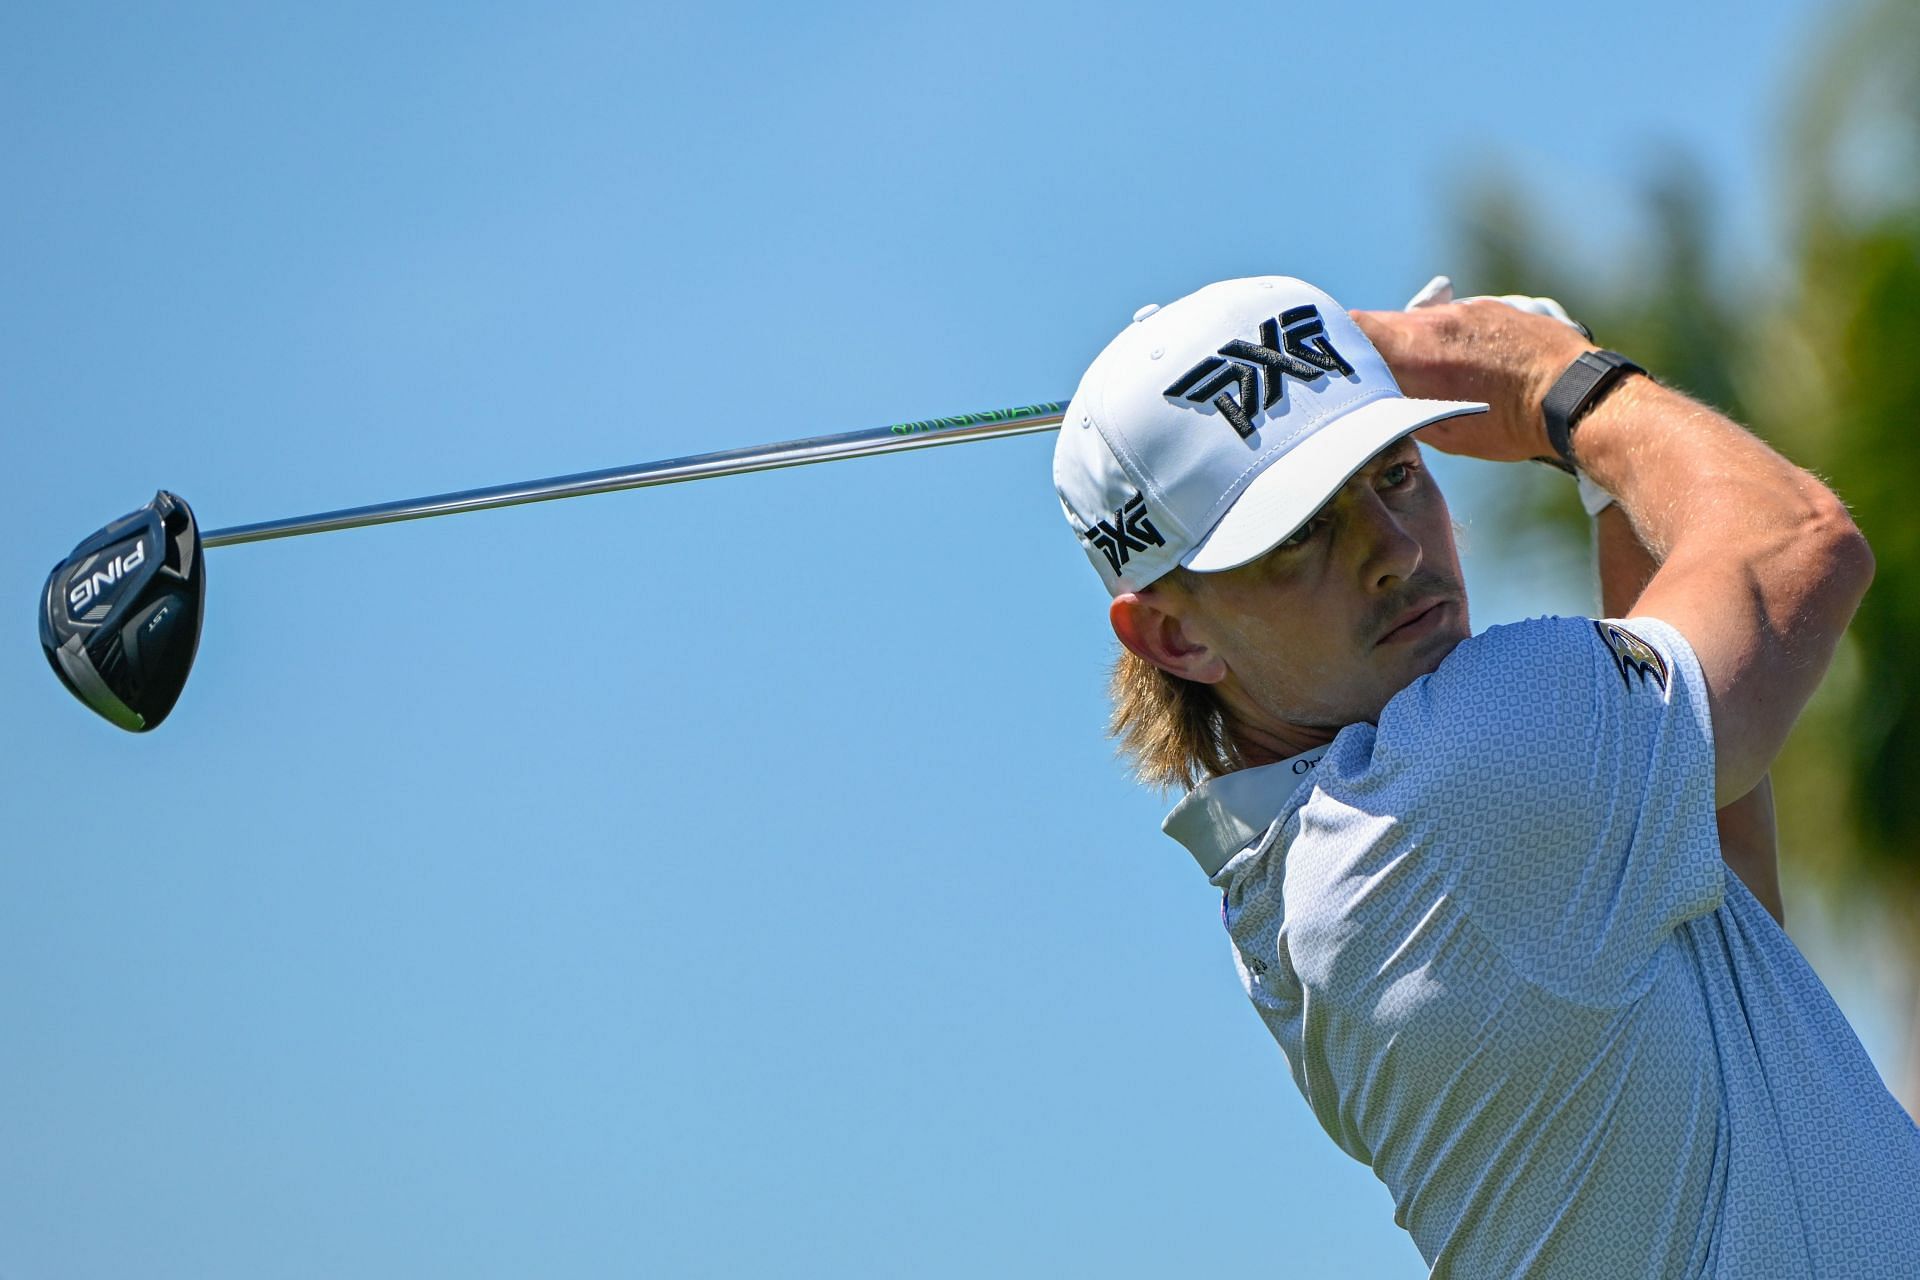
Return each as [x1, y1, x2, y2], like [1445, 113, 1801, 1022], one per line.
[1164, 615, 1920, 1277]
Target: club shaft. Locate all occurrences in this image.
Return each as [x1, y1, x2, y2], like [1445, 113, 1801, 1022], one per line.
[202, 400, 1069, 548]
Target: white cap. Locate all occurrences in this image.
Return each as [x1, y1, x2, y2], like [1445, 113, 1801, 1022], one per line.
[1053, 276, 1487, 595]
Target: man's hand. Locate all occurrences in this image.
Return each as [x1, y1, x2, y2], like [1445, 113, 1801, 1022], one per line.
[1350, 301, 1594, 463]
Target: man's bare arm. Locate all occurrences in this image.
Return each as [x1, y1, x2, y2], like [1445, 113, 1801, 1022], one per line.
[1574, 376, 1871, 805]
[1354, 301, 1874, 808]
[1597, 504, 1784, 923]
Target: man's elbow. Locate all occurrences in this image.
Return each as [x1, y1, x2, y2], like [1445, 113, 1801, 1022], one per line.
[1787, 500, 1876, 635]
[1813, 506, 1875, 606]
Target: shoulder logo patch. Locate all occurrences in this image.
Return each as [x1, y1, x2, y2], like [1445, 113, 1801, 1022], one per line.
[1594, 621, 1669, 694]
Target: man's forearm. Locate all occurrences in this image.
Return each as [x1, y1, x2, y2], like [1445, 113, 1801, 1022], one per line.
[1573, 376, 1854, 565]
[1593, 503, 1655, 619]
[1596, 503, 1783, 923]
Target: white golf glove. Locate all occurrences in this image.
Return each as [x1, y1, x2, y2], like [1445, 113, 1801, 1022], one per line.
[1403, 276, 1615, 515]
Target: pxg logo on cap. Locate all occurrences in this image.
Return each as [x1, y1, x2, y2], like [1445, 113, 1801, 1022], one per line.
[1052, 276, 1487, 596]
[1162, 305, 1356, 438]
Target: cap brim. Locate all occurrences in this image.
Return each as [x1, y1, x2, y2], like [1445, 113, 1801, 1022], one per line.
[1182, 395, 1487, 573]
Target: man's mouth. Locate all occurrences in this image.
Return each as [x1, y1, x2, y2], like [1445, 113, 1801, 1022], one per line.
[1377, 598, 1449, 646]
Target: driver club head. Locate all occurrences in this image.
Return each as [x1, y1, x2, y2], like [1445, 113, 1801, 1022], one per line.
[40, 490, 205, 732]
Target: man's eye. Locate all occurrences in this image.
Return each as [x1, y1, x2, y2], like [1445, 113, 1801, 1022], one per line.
[1382, 462, 1414, 487]
[1279, 518, 1323, 549]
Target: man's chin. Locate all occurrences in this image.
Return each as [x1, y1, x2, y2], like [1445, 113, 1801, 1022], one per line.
[1378, 609, 1469, 705]
[1410, 613, 1470, 675]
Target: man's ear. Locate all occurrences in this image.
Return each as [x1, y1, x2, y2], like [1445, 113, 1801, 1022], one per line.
[1110, 587, 1228, 684]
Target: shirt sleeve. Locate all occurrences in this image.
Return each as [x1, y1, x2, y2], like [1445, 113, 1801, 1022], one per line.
[1368, 614, 1726, 1004]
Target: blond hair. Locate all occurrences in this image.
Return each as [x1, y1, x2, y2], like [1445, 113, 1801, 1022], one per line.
[1107, 570, 1241, 790]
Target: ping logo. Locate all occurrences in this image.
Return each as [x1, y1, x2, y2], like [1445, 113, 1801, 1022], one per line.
[1163, 305, 1356, 438]
[1081, 492, 1165, 576]
[1594, 621, 1669, 693]
[68, 541, 147, 613]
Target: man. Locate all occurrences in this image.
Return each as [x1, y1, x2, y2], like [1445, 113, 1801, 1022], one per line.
[1053, 275, 1920, 1276]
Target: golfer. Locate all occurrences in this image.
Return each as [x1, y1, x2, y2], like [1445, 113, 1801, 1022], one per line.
[1053, 275, 1920, 1275]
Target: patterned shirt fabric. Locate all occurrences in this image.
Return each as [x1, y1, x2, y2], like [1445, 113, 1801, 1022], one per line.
[1162, 616, 1920, 1278]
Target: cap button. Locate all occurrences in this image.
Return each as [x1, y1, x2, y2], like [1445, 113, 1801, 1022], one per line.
[1132, 303, 1161, 323]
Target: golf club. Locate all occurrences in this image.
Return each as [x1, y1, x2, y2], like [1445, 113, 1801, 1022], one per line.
[39, 400, 1069, 731]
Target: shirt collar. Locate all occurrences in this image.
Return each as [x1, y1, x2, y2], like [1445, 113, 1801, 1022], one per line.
[1161, 746, 1330, 877]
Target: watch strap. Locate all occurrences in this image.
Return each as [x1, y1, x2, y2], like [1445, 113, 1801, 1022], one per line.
[1543, 349, 1645, 468]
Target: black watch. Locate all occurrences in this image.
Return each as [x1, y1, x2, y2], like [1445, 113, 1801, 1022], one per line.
[1542, 350, 1645, 469]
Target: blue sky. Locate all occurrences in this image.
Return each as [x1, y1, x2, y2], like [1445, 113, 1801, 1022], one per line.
[1, 2, 1856, 1275]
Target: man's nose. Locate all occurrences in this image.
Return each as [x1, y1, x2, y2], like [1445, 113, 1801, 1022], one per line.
[1352, 490, 1423, 589]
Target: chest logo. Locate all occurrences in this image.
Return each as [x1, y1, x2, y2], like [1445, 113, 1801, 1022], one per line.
[1595, 621, 1670, 694]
